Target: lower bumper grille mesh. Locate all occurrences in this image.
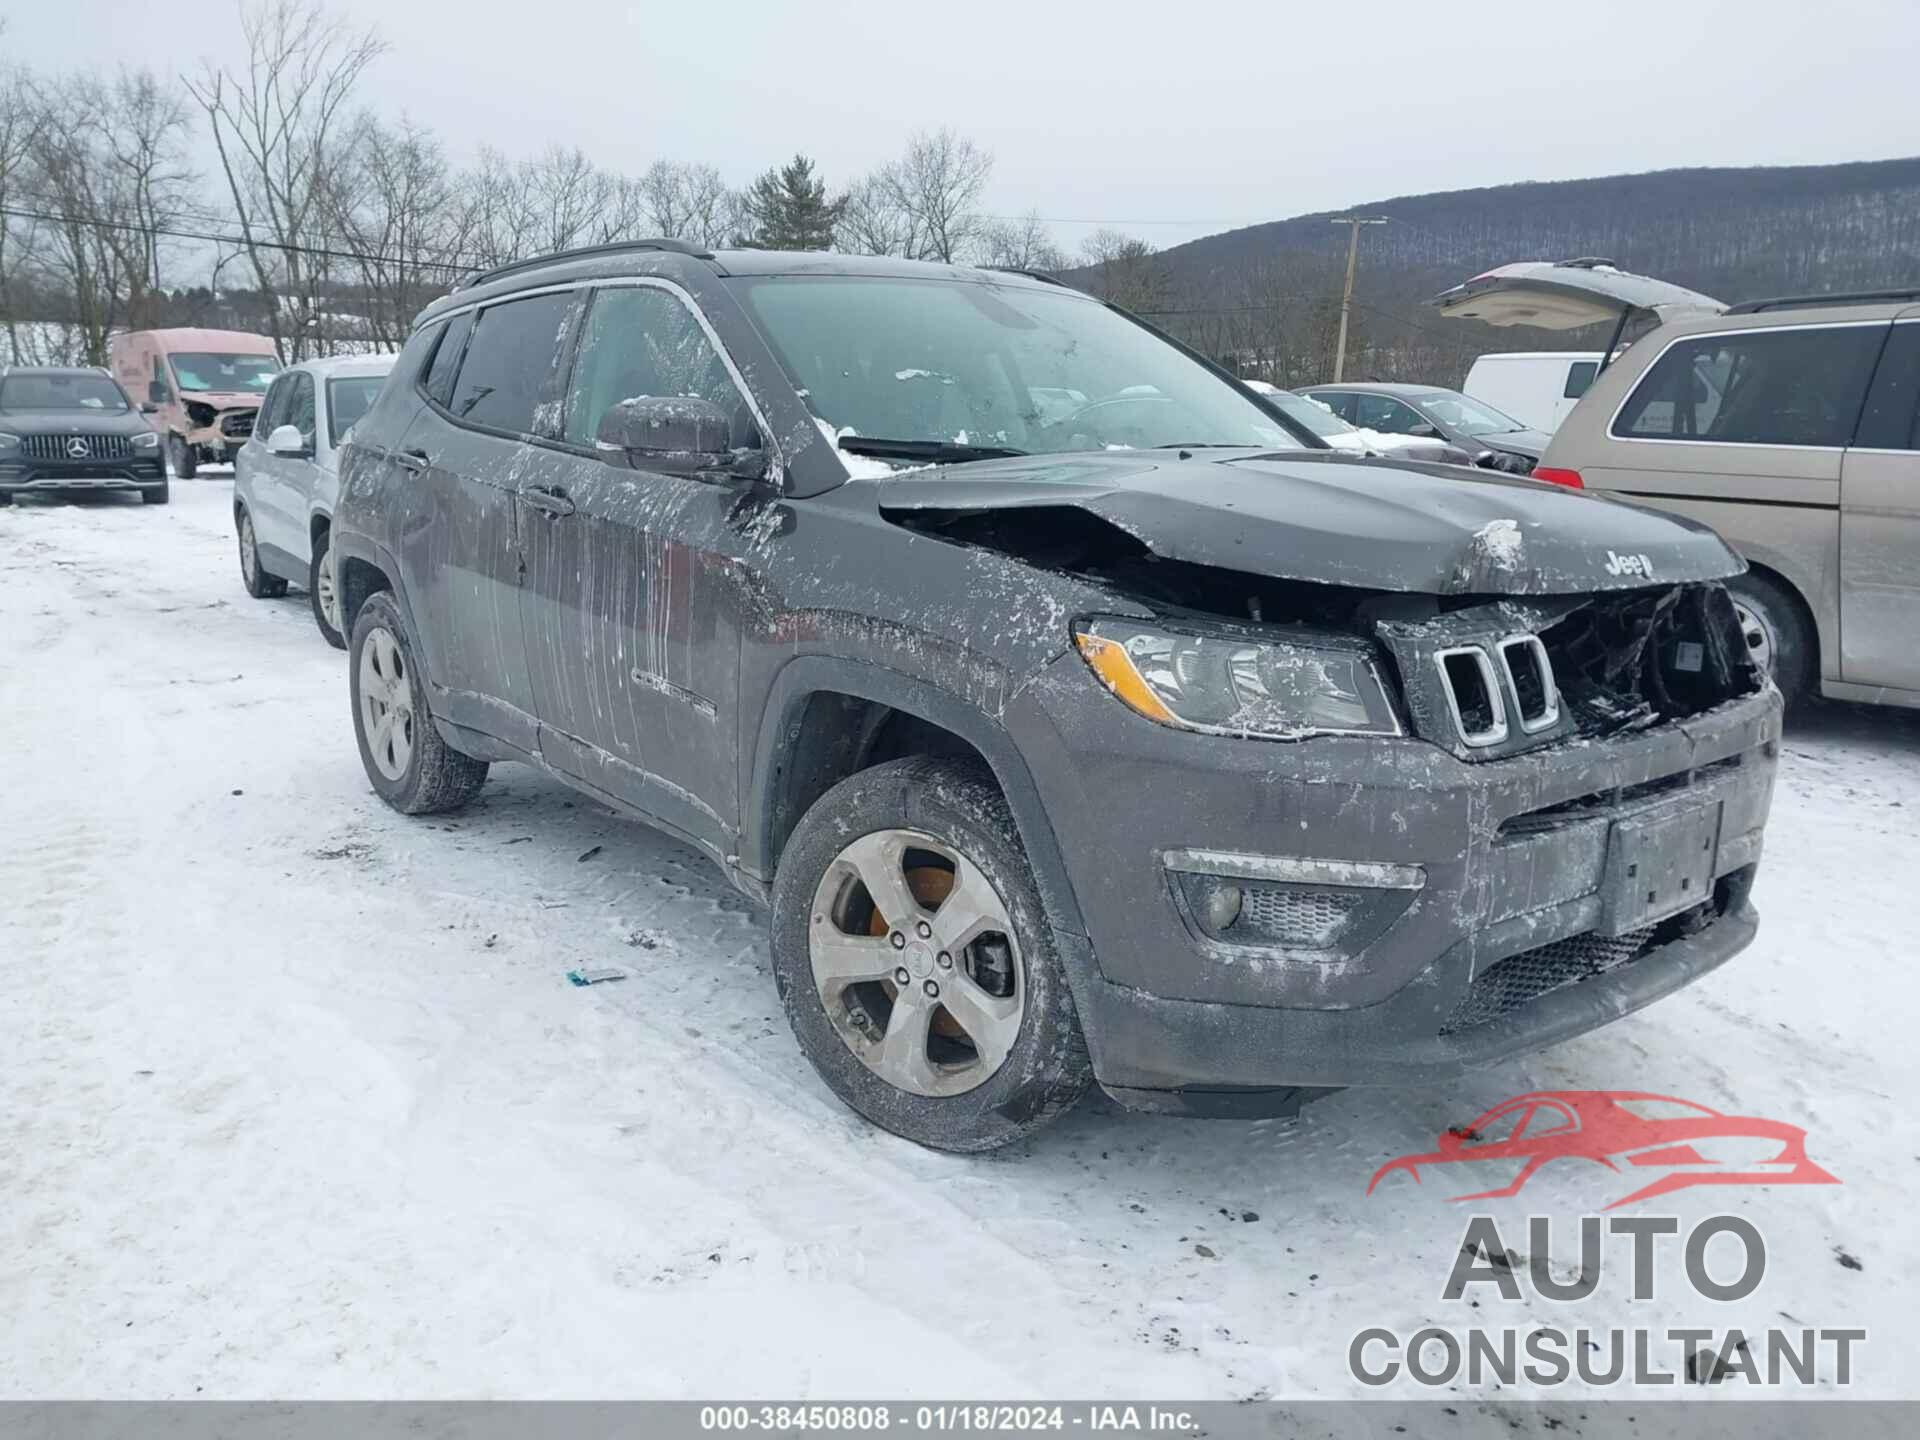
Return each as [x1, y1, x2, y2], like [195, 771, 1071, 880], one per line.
[1440, 925, 1665, 1035]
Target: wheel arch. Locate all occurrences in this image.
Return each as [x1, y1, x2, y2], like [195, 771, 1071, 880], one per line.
[743, 657, 1089, 947]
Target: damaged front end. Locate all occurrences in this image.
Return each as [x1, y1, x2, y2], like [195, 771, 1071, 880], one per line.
[874, 452, 1779, 1109]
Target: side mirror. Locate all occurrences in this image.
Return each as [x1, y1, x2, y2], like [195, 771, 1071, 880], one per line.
[147, 380, 170, 405]
[267, 423, 310, 457]
[596, 396, 765, 481]
[139, 403, 159, 415]
[1409, 422, 1443, 440]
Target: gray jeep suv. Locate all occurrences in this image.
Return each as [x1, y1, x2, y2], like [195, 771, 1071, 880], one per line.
[332, 242, 1781, 1151]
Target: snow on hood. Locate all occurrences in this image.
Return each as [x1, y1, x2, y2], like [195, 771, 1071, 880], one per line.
[872, 449, 1743, 596]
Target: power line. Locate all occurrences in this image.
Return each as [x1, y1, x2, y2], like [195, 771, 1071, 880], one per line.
[0, 201, 474, 277]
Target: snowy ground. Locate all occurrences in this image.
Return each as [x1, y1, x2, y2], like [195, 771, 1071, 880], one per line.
[2, 479, 1914, 1405]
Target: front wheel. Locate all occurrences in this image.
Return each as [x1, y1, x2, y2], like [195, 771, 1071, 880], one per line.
[349, 591, 488, 814]
[770, 756, 1091, 1152]
[168, 435, 197, 480]
[309, 526, 345, 649]
[236, 507, 286, 598]
[142, 481, 170, 506]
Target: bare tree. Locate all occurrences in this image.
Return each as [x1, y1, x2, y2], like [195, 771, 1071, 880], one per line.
[88, 68, 196, 330]
[640, 160, 739, 247]
[185, 0, 386, 360]
[978, 210, 1065, 272]
[878, 128, 992, 263]
[1079, 228, 1169, 313]
[21, 75, 130, 364]
[331, 113, 462, 348]
[834, 171, 919, 258]
[0, 47, 46, 362]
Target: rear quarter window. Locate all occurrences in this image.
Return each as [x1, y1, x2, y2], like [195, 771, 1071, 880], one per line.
[421, 311, 473, 409]
[1563, 360, 1598, 399]
[1611, 324, 1886, 447]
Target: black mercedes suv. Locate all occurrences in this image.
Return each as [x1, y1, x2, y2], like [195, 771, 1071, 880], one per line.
[331, 241, 1780, 1151]
[0, 366, 168, 505]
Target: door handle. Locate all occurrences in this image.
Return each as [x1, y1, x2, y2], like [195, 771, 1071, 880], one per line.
[393, 447, 430, 474]
[524, 484, 575, 517]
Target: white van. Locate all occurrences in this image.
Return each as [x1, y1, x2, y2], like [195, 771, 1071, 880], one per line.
[1462, 351, 1603, 434]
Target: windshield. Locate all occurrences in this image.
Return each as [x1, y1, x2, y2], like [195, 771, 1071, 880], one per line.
[732, 276, 1298, 463]
[170, 352, 278, 393]
[1265, 389, 1354, 439]
[0, 373, 130, 412]
[327, 375, 386, 446]
[1415, 390, 1527, 437]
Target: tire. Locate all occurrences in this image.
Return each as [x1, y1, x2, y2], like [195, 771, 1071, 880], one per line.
[308, 525, 346, 649]
[349, 590, 488, 815]
[168, 434, 197, 480]
[142, 480, 170, 506]
[235, 506, 287, 599]
[1728, 570, 1814, 708]
[770, 755, 1092, 1152]
[0, 493, 12, 506]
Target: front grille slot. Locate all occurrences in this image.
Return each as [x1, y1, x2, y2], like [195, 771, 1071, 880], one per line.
[220, 411, 255, 439]
[1499, 635, 1559, 733]
[21, 433, 132, 462]
[1497, 754, 1746, 840]
[1436, 646, 1508, 747]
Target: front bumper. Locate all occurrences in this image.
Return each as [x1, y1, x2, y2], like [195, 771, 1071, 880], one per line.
[0, 458, 167, 493]
[1006, 656, 1781, 1111]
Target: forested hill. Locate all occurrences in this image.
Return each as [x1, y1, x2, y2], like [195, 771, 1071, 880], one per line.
[1168, 156, 1920, 306]
[1069, 156, 1920, 386]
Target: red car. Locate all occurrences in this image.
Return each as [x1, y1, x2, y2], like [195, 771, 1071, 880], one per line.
[1368, 1090, 1838, 1209]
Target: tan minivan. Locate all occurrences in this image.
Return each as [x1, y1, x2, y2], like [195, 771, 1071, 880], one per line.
[1433, 264, 1920, 709]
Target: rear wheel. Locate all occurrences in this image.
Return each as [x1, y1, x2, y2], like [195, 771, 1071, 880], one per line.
[236, 507, 286, 599]
[309, 526, 345, 649]
[770, 756, 1091, 1152]
[349, 591, 489, 814]
[1728, 570, 1814, 707]
[168, 435, 197, 480]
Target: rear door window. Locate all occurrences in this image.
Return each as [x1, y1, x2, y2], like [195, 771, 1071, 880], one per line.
[1855, 323, 1920, 451]
[1353, 395, 1426, 434]
[1612, 324, 1886, 447]
[448, 292, 575, 435]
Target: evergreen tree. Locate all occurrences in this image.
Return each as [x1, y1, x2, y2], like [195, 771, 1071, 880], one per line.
[744, 154, 842, 251]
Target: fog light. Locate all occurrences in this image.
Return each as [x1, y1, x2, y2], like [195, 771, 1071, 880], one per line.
[1200, 883, 1243, 932]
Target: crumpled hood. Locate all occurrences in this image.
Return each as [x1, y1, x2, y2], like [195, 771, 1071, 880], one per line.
[873, 449, 1743, 596]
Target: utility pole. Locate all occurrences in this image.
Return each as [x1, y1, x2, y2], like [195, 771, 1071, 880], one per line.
[1329, 216, 1388, 381]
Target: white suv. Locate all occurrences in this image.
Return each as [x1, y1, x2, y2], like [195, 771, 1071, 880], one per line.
[232, 354, 394, 646]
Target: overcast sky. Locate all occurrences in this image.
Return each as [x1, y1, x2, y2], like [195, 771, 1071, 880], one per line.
[9, 0, 1919, 262]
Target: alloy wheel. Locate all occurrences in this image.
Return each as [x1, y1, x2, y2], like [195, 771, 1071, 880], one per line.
[358, 625, 415, 781]
[808, 828, 1025, 1098]
[317, 540, 341, 631]
[239, 513, 258, 586]
[1732, 598, 1775, 677]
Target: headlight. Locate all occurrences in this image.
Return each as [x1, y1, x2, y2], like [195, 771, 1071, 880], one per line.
[131, 431, 161, 451]
[0, 432, 19, 451]
[1073, 617, 1401, 740]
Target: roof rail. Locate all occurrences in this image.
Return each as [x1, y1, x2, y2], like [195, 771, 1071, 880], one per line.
[453, 238, 714, 293]
[984, 265, 1070, 288]
[1723, 287, 1920, 315]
